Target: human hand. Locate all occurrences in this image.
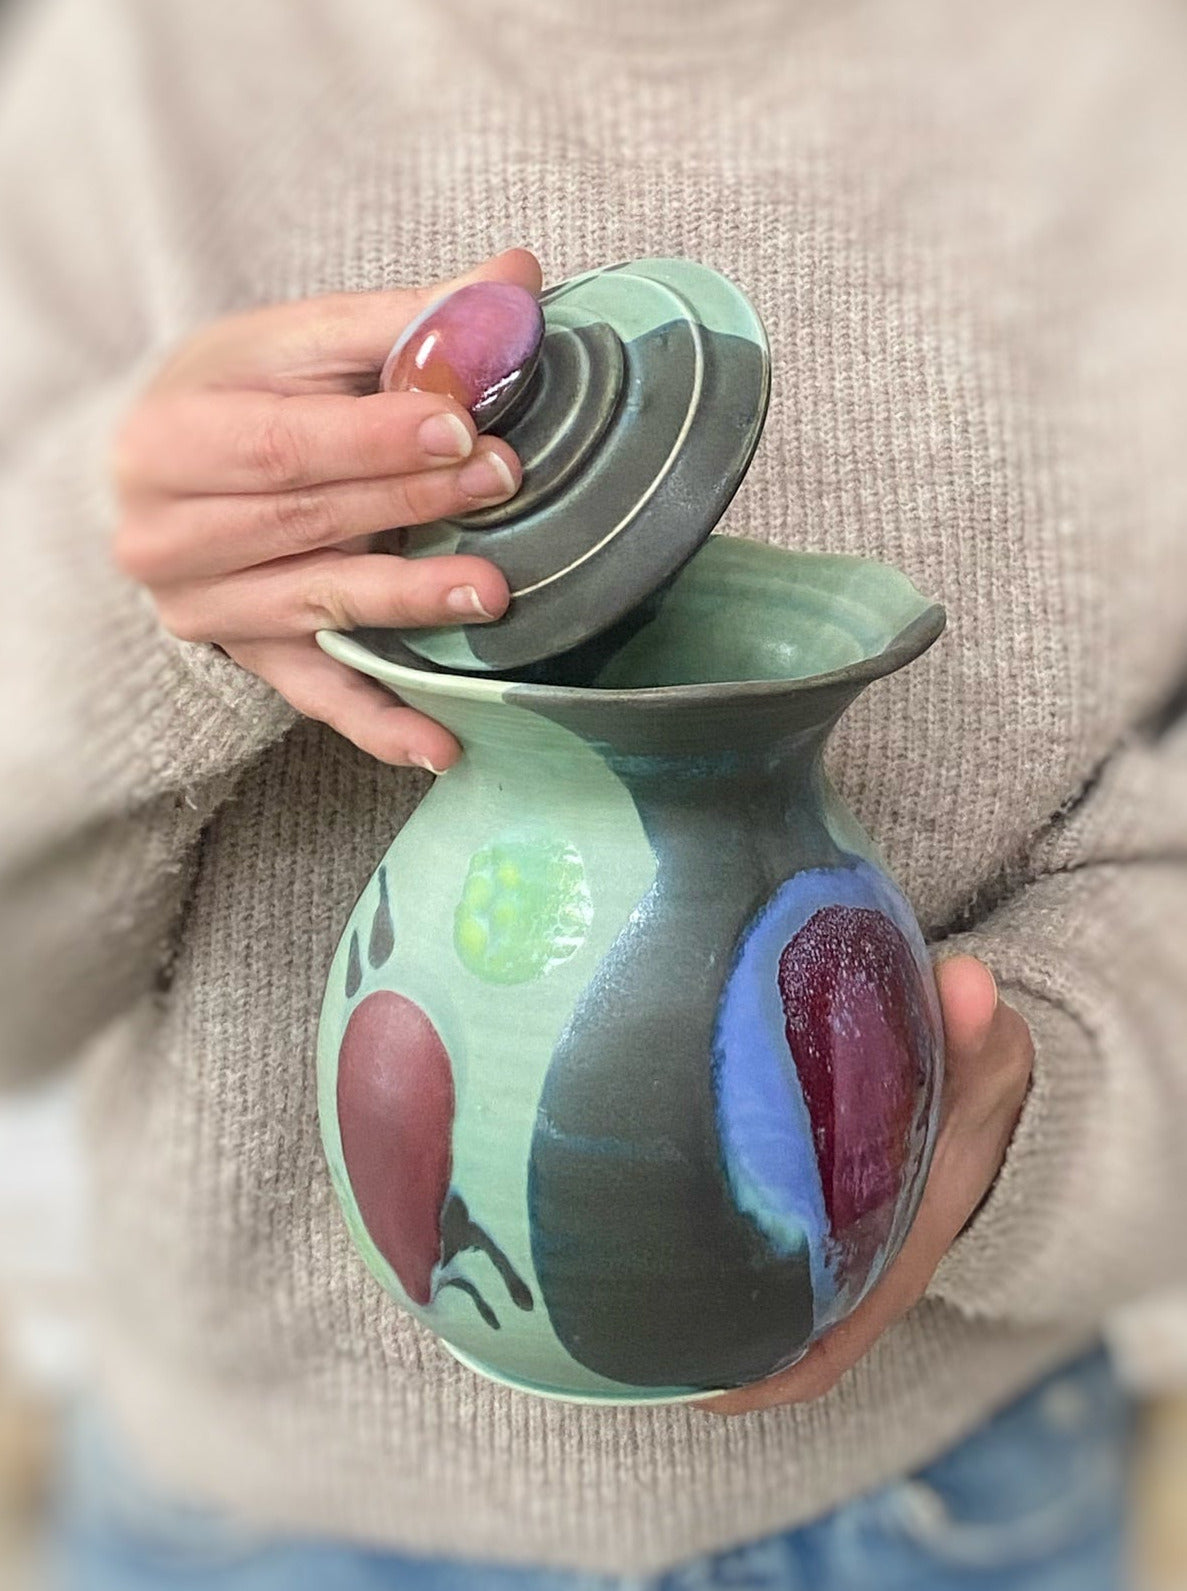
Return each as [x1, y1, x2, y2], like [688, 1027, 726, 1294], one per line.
[112, 248, 543, 771]
[698, 955, 1034, 1415]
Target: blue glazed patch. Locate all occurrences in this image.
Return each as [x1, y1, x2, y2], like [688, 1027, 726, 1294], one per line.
[712, 858, 934, 1322]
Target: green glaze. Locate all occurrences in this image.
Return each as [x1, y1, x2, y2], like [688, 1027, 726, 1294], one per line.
[453, 837, 592, 985]
[318, 686, 660, 1399]
[317, 535, 946, 1403]
[590, 537, 939, 689]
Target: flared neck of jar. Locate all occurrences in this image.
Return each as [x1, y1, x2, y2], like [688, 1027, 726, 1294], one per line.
[316, 536, 945, 768]
[356, 668, 861, 781]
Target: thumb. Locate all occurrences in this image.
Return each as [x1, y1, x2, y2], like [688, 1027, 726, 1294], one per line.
[935, 954, 999, 1059]
[415, 247, 544, 312]
[163, 248, 544, 394]
[364, 246, 545, 366]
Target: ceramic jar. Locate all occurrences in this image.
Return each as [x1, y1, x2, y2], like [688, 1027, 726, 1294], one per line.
[316, 534, 946, 1402]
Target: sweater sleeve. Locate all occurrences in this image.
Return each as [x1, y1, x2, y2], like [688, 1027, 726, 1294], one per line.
[928, 701, 1187, 1325]
[0, 1, 297, 1083]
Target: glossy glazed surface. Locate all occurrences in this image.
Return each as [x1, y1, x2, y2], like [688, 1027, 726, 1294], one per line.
[381, 281, 544, 430]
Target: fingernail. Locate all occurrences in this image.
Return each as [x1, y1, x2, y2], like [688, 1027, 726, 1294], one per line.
[459, 451, 516, 501]
[410, 754, 448, 776]
[445, 584, 498, 620]
[418, 411, 473, 462]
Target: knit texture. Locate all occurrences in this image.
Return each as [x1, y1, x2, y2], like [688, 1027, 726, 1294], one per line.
[2, 0, 1187, 1572]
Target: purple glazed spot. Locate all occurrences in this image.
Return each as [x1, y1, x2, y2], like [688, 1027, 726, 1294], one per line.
[381, 281, 545, 429]
[777, 905, 933, 1259]
[712, 861, 941, 1325]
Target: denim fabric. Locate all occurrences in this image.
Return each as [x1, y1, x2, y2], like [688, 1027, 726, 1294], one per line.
[49, 1349, 1131, 1591]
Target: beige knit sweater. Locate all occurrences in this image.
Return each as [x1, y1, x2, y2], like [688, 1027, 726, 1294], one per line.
[2, 0, 1187, 1572]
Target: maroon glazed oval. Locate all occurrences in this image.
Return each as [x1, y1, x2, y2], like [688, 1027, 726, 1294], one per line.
[336, 990, 455, 1304]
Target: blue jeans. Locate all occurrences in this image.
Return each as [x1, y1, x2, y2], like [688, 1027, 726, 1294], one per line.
[50, 1349, 1131, 1591]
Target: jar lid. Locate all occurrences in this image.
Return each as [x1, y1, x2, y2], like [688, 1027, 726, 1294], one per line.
[395, 257, 771, 674]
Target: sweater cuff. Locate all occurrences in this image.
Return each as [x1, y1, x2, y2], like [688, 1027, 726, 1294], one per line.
[924, 854, 1183, 1329]
[171, 633, 300, 754]
[78, 583, 300, 816]
[927, 985, 1103, 1321]
[79, 363, 300, 793]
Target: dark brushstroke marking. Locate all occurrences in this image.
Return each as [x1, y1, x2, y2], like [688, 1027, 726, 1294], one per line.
[368, 869, 394, 968]
[344, 930, 362, 999]
[440, 1276, 500, 1330]
[524, 693, 853, 1390]
[441, 1191, 534, 1313]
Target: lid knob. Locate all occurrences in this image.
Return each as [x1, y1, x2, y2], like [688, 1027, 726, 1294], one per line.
[381, 281, 545, 431]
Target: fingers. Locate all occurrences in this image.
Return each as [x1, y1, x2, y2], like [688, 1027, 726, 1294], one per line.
[697, 1172, 973, 1417]
[115, 438, 520, 584]
[158, 552, 511, 643]
[227, 638, 462, 771]
[114, 388, 481, 497]
[114, 251, 543, 766]
[393, 247, 544, 342]
[698, 1242, 922, 1417]
[699, 1141, 975, 1417]
[697, 955, 1034, 1418]
[936, 955, 1034, 1131]
[156, 248, 544, 395]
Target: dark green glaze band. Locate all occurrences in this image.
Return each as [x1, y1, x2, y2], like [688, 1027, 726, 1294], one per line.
[459, 323, 768, 669]
[524, 724, 841, 1386]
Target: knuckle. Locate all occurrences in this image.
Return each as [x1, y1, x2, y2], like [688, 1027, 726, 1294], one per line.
[245, 408, 304, 489]
[378, 565, 440, 628]
[301, 571, 355, 633]
[153, 593, 207, 645]
[267, 485, 337, 549]
[396, 471, 449, 526]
